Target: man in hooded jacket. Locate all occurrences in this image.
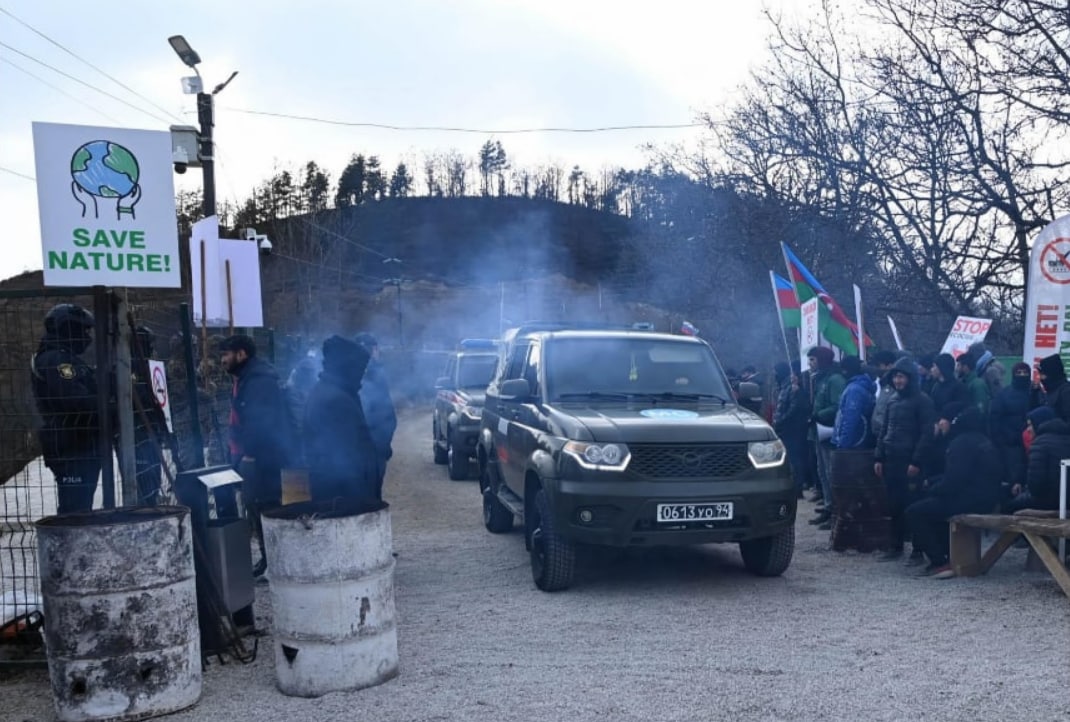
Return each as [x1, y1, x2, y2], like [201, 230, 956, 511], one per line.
[356, 333, 398, 500]
[929, 353, 971, 414]
[773, 361, 811, 497]
[873, 357, 935, 560]
[1005, 408, 1070, 513]
[304, 335, 379, 504]
[905, 405, 1002, 577]
[1038, 353, 1070, 423]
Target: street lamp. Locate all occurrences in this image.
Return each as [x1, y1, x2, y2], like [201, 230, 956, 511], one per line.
[383, 257, 403, 347]
[167, 35, 238, 220]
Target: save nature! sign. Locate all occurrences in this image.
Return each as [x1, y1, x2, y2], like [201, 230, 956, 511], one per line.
[32, 121, 180, 288]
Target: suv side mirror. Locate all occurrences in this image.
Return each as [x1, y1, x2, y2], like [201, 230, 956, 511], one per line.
[434, 376, 451, 390]
[737, 381, 761, 398]
[500, 378, 532, 401]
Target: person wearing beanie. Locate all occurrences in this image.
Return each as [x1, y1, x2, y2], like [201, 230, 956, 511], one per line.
[1005, 406, 1070, 514]
[955, 351, 991, 415]
[869, 350, 901, 453]
[1038, 353, 1070, 423]
[905, 405, 1002, 578]
[303, 335, 379, 504]
[806, 346, 846, 525]
[873, 356, 935, 561]
[989, 361, 1033, 495]
[1023, 404, 1056, 454]
[917, 353, 935, 396]
[967, 341, 1006, 398]
[929, 353, 971, 414]
[832, 355, 877, 451]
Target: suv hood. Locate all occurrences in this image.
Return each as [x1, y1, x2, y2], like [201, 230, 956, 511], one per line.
[547, 403, 775, 444]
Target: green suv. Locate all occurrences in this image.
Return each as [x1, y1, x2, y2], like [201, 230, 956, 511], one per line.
[477, 326, 795, 591]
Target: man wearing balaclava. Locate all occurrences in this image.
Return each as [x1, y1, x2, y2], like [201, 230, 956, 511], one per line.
[1038, 353, 1070, 423]
[303, 335, 379, 504]
[31, 304, 103, 514]
[988, 362, 1033, 497]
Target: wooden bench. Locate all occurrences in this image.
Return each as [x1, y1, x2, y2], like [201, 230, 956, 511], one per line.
[950, 511, 1070, 598]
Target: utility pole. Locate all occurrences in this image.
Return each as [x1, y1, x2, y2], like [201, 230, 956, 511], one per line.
[168, 35, 237, 220]
[383, 257, 403, 347]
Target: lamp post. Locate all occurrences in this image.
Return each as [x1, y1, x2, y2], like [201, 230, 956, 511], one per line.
[168, 35, 237, 220]
[383, 257, 403, 347]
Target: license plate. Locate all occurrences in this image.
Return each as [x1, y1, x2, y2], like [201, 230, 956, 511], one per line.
[655, 502, 733, 523]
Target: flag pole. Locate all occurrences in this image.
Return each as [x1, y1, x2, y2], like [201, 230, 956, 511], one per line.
[769, 270, 793, 362]
[853, 284, 865, 362]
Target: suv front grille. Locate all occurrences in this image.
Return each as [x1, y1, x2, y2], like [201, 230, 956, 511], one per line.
[627, 443, 751, 478]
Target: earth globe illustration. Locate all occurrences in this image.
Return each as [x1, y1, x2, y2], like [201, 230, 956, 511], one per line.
[70, 140, 140, 198]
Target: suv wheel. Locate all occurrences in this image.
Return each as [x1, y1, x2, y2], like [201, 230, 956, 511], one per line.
[433, 441, 448, 465]
[447, 435, 468, 481]
[739, 526, 795, 577]
[483, 491, 513, 535]
[530, 488, 575, 591]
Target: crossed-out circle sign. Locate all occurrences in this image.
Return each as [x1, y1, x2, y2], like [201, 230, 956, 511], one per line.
[151, 365, 167, 408]
[1040, 238, 1070, 284]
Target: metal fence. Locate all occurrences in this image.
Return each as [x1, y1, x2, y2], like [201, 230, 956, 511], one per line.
[0, 289, 276, 663]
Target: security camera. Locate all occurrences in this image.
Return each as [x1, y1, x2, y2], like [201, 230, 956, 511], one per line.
[173, 162, 188, 174]
[258, 237, 273, 255]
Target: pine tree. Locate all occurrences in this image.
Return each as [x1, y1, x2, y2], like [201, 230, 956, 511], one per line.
[389, 162, 414, 197]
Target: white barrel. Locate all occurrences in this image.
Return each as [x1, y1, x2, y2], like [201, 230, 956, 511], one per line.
[35, 506, 201, 722]
[262, 500, 399, 698]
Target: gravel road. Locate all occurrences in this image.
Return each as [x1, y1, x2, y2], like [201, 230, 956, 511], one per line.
[4, 406, 1070, 721]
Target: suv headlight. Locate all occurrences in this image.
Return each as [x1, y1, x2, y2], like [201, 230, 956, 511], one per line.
[563, 441, 631, 471]
[461, 405, 482, 421]
[748, 440, 786, 469]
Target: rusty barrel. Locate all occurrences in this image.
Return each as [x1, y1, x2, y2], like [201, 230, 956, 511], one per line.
[262, 499, 398, 697]
[35, 506, 201, 722]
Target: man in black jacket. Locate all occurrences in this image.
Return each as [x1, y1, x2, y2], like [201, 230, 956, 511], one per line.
[31, 304, 103, 514]
[304, 335, 379, 503]
[905, 406, 1002, 577]
[1038, 353, 1070, 423]
[989, 362, 1032, 499]
[355, 333, 398, 500]
[873, 357, 935, 560]
[221, 334, 291, 576]
[1005, 410, 1070, 513]
[929, 353, 971, 415]
[773, 361, 811, 498]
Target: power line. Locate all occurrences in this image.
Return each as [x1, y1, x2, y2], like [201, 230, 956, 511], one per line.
[268, 249, 387, 284]
[0, 5, 185, 124]
[222, 107, 705, 134]
[299, 217, 391, 260]
[0, 40, 171, 124]
[0, 165, 35, 181]
[0, 55, 122, 123]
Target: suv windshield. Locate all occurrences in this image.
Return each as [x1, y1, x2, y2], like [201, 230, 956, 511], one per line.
[458, 355, 498, 389]
[545, 337, 731, 401]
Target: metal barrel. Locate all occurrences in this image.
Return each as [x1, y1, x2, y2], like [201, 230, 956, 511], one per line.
[35, 506, 201, 722]
[262, 499, 399, 698]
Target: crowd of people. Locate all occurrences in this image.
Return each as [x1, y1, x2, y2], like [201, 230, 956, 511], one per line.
[30, 304, 398, 578]
[761, 341, 1069, 579]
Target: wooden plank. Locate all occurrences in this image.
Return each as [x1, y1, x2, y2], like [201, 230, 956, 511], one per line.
[950, 521, 984, 577]
[1023, 532, 1070, 599]
[978, 531, 1020, 575]
[1013, 509, 1060, 519]
[1008, 518, 1070, 538]
[951, 514, 1017, 531]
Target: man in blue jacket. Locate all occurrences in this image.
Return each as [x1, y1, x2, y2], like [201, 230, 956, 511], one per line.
[356, 333, 398, 500]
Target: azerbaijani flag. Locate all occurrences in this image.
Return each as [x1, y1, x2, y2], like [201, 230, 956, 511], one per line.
[771, 272, 801, 328]
[781, 242, 872, 356]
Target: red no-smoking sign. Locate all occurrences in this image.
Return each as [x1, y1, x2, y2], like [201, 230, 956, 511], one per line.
[151, 365, 167, 407]
[1040, 238, 1070, 284]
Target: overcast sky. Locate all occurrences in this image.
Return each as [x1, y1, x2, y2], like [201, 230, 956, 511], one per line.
[0, 0, 811, 282]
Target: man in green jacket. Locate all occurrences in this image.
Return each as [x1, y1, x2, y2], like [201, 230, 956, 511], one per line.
[808, 346, 846, 528]
[955, 351, 991, 416]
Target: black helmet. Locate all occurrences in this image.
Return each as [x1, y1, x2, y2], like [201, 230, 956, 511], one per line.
[44, 304, 94, 337]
